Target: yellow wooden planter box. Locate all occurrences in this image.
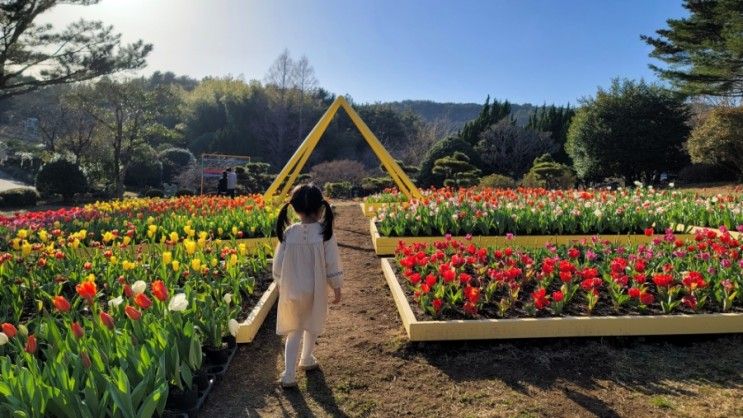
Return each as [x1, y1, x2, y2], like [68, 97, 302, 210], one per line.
[235, 281, 278, 343]
[370, 220, 695, 256]
[359, 202, 390, 218]
[381, 258, 743, 341]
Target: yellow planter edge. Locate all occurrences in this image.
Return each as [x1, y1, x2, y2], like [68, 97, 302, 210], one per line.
[359, 202, 390, 218]
[235, 281, 278, 344]
[381, 258, 743, 341]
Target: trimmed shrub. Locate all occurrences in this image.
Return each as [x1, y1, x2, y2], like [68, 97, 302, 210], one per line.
[0, 188, 38, 208]
[520, 154, 576, 189]
[175, 189, 194, 197]
[479, 174, 517, 188]
[35, 159, 88, 201]
[159, 148, 196, 183]
[324, 181, 353, 198]
[361, 176, 395, 194]
[143, 189, 164, 198]
[124, 145, 163, 189]
[418, 137, 480, 187]
[432, 152, 482, 187]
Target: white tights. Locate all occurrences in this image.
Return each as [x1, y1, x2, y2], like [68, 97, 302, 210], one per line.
[283, 330, 317, 380]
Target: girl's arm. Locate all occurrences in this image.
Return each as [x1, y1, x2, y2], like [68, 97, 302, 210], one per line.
[324, 235, 343, 302]
[272, 241, 285, 288]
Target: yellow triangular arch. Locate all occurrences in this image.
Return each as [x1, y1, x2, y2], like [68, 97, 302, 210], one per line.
[264, 96, 422, 201]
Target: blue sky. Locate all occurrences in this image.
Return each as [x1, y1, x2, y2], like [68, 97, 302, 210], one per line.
[42, 0, 687, 106]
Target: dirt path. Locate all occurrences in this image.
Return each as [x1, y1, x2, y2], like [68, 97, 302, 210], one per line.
[202, 204, 743, 418]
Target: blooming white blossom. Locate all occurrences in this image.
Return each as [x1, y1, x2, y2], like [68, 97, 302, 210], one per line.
[132, 280, 147, 295]
[668, 182, 675, 188]
[0, 332, 8, 346]
[223, 293, 233, 305]
[109, 296, 124, 308]
[228, 319, 239, 337]
[168, 293, 189, 312]
[593, 209, 603, 218]
[634, 181, 643, 188]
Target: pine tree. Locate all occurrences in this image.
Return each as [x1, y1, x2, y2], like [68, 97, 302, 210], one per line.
[459, 96, 514, 145]
[642, 0, 743, 99]
[526, 104, 575, 163]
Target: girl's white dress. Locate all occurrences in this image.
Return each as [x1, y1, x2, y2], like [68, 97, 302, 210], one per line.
[272, 222, 343, 336]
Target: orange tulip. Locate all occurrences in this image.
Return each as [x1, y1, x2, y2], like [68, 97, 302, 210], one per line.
[76, 280, 97, 302]
[151, 280, 168, 302]
[52, 295, 71, 312]
[124, 305, 142, 321]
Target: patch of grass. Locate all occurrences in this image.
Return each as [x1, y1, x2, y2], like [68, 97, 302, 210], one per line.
[650, 396, 675, 409]
[334, 378, 369, 394]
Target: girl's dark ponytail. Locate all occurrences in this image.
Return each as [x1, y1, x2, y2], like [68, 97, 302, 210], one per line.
[321, 200, 334, 241]
[276, 203, 290, 242]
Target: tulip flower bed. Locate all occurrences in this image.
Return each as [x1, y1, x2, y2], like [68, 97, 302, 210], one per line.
[0, 237, 276, 417]
[0, 195, 277, 250]
[370, 187, 743, 255]
[382, 228, 743, 341]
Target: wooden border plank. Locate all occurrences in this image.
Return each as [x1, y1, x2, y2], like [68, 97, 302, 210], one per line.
[235, 281, 278, 343]
[380, 258, 743, 341]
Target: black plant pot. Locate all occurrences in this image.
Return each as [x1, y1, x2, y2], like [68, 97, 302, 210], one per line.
[193, 370, 212, 392]
[166, 384, 198, 411]
[203, 342, 229, 366]
[222, 335, 237, 349]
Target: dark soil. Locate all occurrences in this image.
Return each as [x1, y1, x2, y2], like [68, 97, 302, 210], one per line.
[202, 203, 743, 418]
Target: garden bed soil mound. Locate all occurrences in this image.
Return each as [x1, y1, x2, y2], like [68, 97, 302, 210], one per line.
[237, 270, 272, 322]
[201, 202, 743, 418]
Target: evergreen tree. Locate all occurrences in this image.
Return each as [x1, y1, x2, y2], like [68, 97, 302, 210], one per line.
[459, 96, 513, 145]
[642, 0, 743, 99]
[526, 104, 575, 163]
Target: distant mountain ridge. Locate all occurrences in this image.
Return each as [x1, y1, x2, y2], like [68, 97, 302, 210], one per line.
[383, 99, 537, 131]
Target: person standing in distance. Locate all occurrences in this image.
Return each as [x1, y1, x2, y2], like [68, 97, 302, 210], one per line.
[226, 167, 237, 198]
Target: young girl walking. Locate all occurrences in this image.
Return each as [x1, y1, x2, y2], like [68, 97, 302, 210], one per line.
[272, 184, 343, 388]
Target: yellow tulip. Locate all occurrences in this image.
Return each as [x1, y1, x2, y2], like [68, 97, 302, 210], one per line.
[191, 259, 202, 271]
[103, 232, 114, 243]
[11, 239, 20, 250]
[21, 241, 31, 257]
[148, 225, 158, 234]
[163, 251, 172, 265]
[38, 230, 48, 242]
[147, 216, 155, 225]
[17, 229, 28, 239]
[109, 255, 117, 265]
[123, 236, 131, 246]
[210, 257, 218, 267]
[183, 239, 196, 255]
[171, 260, 180, 271]
[169, 232, 179, 242]
[231, 226, 238, 236]
[198, 231, 208, 240]
[122, 260, 136, 271]
[239, 243, 247, 255]
[71, 239, 80, 249]
[228, 254, 238, 268]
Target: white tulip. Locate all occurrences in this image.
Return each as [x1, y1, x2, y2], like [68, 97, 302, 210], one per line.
[223, 293, 233, 305]
[0, 332, 8, 346]
[168, 293, 189, 312]
[109, 296, 124, 308]
[668, 182, 675, 188]
[228, 319, 239, 337]
[132, 280, 147, 295]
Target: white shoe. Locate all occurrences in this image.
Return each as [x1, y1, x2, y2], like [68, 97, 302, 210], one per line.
[278, 371, 297, 389]
[298, 355, 320, 371]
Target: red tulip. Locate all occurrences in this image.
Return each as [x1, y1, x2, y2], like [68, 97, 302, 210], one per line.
[652, 274, 674, 288]
[432, 298, 443, 312]
[552, 290, 564, 302]
[2, 323, 17, 338]
[52, 295, 71, 312]
[125, 305, 142, 320]
[568, 248, 580, 259]
[25, 335, 37, 354]
[99, 311, 115, 330]
[134, 293, 152, 309]
[639, 292, 655, 305]
[76, 280, 97, 301]
[628, 287, 641, 299]
[71, 322, 85, 339]
[83, 262, 92, 270]
[123, 283, 133, 298]
[644, 228, 654, 237]
[151, 280, 168, 302]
